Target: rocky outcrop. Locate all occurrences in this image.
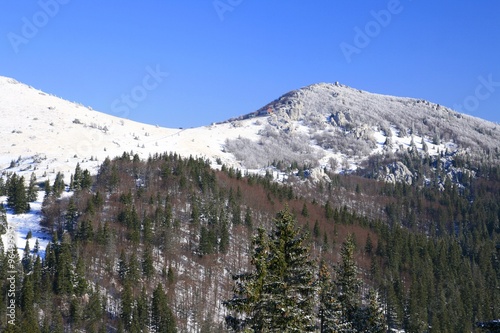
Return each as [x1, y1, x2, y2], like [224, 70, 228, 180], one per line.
[379, 161, 414, 185]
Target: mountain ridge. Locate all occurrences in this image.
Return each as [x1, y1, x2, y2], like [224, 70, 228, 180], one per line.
[2, 75, 499, 184]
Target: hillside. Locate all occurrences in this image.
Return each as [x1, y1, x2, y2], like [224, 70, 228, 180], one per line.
[0, 76, 259, 181]
[1, 76, 499, 332]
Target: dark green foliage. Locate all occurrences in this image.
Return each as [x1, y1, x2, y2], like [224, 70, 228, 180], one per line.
[301, 202, 309, 217]
[52, 172, 65, 197]
[336, 234, 361, 324]
[7, 174, 30, 214]
[152, 283, 177, 333]
[225, 207, 316, 332]
[142, 245, 154, 278]
[318, 261, 353, 332]
[27, 173, 38, 202]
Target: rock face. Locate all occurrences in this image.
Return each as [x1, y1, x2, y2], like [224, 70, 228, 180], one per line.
[332, 111, 352, 127]
[379, 161, 414, 185]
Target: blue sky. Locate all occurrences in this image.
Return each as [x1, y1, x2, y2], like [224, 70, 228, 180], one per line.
[1, 1, 499, 128]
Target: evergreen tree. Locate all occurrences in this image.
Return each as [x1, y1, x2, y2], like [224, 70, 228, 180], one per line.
[219, 218, 230, 254]
[52, 172, 65, 197]
[360, 289, 387, 333]
[244, 206, 253, 229]
[118, 249, 128, 282]
[22, 239, 32, 272]
[120, 281, 134, 330]
[54, 234, 73, 295]
[72, 162, 83, 190]
[336, 234, 361, 326]
[74, 256, 88, 296]
[0, 177, 5, 196]
[7, 174, 30, 214]
[225, 207, 316, 332]
[313, 220, 320, 239]
[301, 202, 309, 217]
[0, 203, 7, 235]
[65, 197, 78, 232]
[142, 245, 154, 278]
[151, 283, 177, 333]
[318, 261, 354, 333]
[80, 169, 92, 190]
[27, 173, 38, 202]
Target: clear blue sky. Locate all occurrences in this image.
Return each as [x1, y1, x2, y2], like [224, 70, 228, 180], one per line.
[1, 1, 499, 127]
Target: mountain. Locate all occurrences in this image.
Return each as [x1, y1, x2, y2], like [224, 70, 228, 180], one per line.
[2, 76, 499, 185]
[226, 82, 500, 177]
[1, 76, 499, 332]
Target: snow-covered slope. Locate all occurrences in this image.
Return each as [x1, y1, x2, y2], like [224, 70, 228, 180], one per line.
[0, 76, 260, 181]
[225, 82, 500, 177]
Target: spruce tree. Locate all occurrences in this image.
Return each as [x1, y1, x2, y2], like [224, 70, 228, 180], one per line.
[225, 207, 316, 332]
[318, 261, 354, 333]
[336, 234, 361, 326]
[152, 283, 177, 333]
[7, 174, 30, 214]
[364, 289, 387, 333]
[142, 245, 154, 278]
[0, 203, 7, 235]
[27, 173, 38, 202]
[120, 281, 134, 330]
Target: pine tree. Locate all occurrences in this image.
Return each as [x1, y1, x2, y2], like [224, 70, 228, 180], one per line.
[73, 162, 83, 190]
[244, 206, 253, 229]
[142, 245, 154, 278]
[355, 289, 388, 333]
[22, 239, 32, 272]
[219, 218, 230, 254]
[0, 203, 7, 235]
[118, 249, 128, 282]
[151, 283, 177, 333]
[27, 172, 38, 202]
[318, 261, 354, 333]
[52, 172, 65, 197]
[301, 202, 309, 217]
[54, 234, 73, 295]
[137, 286, 150, 329]
[7, 174, 30, 214]
[65, 197, 78, 232]
[225, 207, 316, 332]
[74, 256, 88, 296]
[336, 234, 361, 327]
[120, 281, 134, 330]
[128, 252, 140, 283]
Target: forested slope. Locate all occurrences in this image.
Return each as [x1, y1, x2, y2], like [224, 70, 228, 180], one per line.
[0, 150, 499, 332]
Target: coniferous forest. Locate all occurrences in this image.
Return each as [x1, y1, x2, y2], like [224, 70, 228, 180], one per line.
[0, 150, 499, 332]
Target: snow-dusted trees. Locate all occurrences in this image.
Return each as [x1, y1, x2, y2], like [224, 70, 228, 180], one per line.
[225, 213, 388, 332]
[318, 261, 354, 333]
[224, 207, 316, 332]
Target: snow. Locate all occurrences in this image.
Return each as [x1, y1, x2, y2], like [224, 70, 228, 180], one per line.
[0, 76, 260, 182]
[0, 190, 50, 258]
